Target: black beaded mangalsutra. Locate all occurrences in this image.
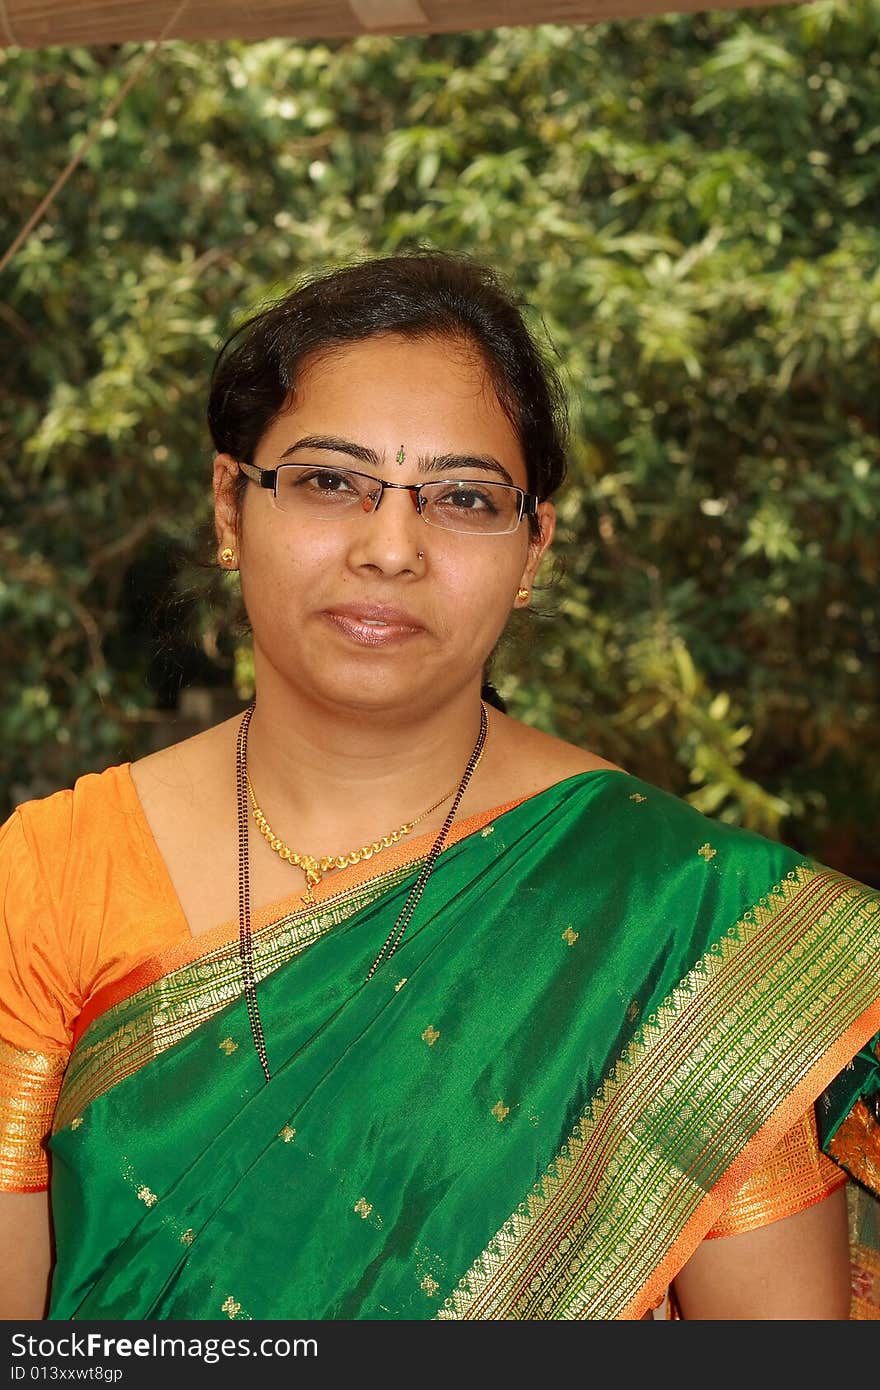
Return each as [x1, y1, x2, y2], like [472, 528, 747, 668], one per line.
[235, 703, 270, 1081]
[235, 701, 489, 1080]
[364, 702, 488, 982]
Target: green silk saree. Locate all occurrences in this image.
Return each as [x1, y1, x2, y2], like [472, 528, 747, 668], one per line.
[47, 770, 880, 1320]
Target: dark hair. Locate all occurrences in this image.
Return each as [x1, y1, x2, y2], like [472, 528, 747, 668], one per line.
[207, 250, 568, 537]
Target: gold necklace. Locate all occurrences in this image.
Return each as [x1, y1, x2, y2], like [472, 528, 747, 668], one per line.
[247, 720, 489, 904]
[236, 702, 490, 1081]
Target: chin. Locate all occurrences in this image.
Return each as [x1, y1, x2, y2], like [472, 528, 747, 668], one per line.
[309, 664, 468, 718]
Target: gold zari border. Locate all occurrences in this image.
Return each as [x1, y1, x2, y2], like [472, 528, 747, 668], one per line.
[0, 1036, 68, 1191]
[436, 864, 879, 1320]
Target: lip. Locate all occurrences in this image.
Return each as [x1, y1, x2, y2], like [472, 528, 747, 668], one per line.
[322, 603, 426, 647]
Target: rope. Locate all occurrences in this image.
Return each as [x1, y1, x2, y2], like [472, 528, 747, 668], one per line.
[0, 0, 190, 277]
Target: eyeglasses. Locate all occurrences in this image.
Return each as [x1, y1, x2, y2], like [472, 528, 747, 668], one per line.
[237, 461, 538, 536]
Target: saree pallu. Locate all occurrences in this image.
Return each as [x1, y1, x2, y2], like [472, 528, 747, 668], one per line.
[46, 770, 880, 1320]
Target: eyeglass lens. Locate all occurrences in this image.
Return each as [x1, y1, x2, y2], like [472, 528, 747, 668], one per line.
[274, 464, 523, 534]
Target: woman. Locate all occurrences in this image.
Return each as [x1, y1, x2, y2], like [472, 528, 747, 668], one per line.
[2, 252, 878, 1321]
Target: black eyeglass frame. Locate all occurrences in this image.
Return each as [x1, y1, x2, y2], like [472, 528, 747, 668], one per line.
[236, 460, 540, 532]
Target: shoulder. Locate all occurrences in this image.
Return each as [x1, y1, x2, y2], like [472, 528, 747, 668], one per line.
[491, 716, 788, 857]
[487, 723, 812, 898]
[8, 763, 133, 865]
[0, 778, 135, 1056]
[481, 710, 625, 805]
[2, 766, 144, 949]
[555, 765, 818, 927]
[129, 714, 240, 819]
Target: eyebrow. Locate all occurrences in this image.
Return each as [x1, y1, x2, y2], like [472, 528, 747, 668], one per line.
[419, 452, 515, 486]
[278, 435, 515, 486]
[279, 435, 380, 468]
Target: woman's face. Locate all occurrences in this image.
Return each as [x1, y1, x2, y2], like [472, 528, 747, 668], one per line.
[213, 333, 555, 716]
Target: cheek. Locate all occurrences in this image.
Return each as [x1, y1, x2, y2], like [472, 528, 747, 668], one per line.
[241, 520, 344, 598]
[240, 545, 333, 654]
[440, 545, 526, 620]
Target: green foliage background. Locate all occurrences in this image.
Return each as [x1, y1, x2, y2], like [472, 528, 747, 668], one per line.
[2, 1, 878, 879]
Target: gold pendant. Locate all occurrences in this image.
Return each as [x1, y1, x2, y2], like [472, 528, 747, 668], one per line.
[301, 860, 321, 906]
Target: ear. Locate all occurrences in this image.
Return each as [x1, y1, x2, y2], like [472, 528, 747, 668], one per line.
[517, 501, 556, 598]
[212, 454, 241, 556]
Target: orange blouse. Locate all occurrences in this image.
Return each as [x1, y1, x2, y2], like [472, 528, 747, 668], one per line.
[0, 764, 846, 1232]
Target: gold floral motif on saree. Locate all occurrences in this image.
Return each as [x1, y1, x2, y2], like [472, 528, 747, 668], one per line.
[221, 1295, 251, 1320]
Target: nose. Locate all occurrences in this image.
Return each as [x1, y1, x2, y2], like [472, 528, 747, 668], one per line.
[348, 483, 426, 575]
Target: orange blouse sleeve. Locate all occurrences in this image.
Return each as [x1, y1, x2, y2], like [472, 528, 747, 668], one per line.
[0, 805, 80, 1192]
[706, 1104, 847, 1239]
[663, 1106, 848, 1316]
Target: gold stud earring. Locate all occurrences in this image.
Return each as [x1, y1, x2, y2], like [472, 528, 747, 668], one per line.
[220, 547, 236, 567]
[516, 586, 530, 603]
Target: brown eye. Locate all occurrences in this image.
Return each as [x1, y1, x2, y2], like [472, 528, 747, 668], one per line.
[300, 469, 357, 493]
[432, 484, 500, 513]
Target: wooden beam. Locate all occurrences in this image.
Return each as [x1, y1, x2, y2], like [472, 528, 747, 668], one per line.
[0, 0, 805, 50]
[349, 1, 429, 29]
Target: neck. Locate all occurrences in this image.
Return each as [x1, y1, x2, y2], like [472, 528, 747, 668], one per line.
[243, 667, 488, 845]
